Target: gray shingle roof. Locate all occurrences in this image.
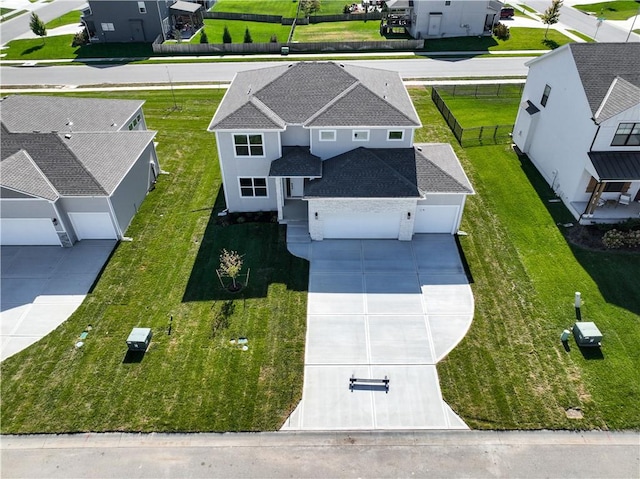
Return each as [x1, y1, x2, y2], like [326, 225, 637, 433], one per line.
[0, 95, 144, 133]
[209, 62, 421, 130]
[211, 101, 284, 130]
[569, 43, 640, 116]
[304, 145, 473, 198]
[588, 151, 640, 181]
[0, 149, 59, 201]
[62, 131, 156, 194]
[268, 147, 322, 177]
[170, 0, 201, 13]
[594, 77, 640, 124]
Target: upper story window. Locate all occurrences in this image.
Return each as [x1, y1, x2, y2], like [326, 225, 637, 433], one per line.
[101, 22, 115, 31]
[234, 134, 264, 157]
[540, 84, 551, 107]
[387, 130, 404, 141]
[445, 1, 451, 5]
[319, 130, 336, 142]
[138, 2, 147, 13]
[353, 130, 369, 142]
[611, 123, 640, 146]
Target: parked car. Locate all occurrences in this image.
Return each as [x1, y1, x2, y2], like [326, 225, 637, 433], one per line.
[500, 7, 515, 19]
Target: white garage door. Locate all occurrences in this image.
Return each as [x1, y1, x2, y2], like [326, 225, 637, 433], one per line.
[69, 212, 118, 240]
[0, 218, 61, 246]
[323, 211, 401, 239]
[414, 205, 459, 234]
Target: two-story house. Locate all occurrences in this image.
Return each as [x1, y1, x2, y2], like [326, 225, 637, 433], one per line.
[0, 95, 160, 246]
[513, 43, 640, 224]
[385, 0, 503, 39]
[208, 62, 474, 241]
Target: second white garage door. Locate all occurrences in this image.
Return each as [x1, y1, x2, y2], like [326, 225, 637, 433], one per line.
[323, 211, 401, 239]
[68, 212, 118, 240]
[0, 218, 61, 246]
[414, 205, 459, 234]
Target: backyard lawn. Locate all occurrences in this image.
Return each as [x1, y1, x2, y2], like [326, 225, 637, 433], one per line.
[193, 19, 291, 44]
[424, 27, 574, 52]
[293, 20, 383, 42]
[212, 0, 349, 16]
[1, 36, 154, 60]
[0, 90, 309, 433]
[1, 87, 638, 433]
[436, 85, 523, 127]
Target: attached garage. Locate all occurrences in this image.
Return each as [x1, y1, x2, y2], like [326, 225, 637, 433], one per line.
[323, 211, 402, 239]
[414, 205, 460, 234]
[0, 218, 60, 246]
[68, 212, 118, 240]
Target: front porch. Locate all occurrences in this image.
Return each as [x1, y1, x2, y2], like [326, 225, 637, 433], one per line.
[573, 199, 640, 224]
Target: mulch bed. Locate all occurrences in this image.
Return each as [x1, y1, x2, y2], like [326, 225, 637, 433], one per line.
[562, 224, 640, 253]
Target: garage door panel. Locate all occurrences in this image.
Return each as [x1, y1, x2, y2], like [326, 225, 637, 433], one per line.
[324, 212, 401, 239]
[0, 219, 60, 246]
[68, 213, 117, 240]
[414, 205, 458, 234]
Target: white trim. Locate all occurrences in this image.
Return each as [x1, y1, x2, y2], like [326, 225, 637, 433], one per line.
[215, 131, 231, 210]
[352, 130, 370, 142]
[319, 130, 336, 142]
[238, 177, 269, 198]
[387, 130, 405, 141]
[233, 133, 265, 158]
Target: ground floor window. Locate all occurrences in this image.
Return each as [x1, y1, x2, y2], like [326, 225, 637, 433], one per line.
[239, 177, 267, 197]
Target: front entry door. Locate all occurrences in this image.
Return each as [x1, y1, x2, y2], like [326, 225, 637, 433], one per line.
[286, 178, 304, 198]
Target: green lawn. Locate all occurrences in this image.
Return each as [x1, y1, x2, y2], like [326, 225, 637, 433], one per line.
[44, 10, 81, 29]
[0, 9, 26, 22]
[2, 35, 154, 60]
[568, 29, 595, 42]
[424, 27, 574, 52]
[0, 90, 309, 434]
[1, 7, 14, 15]
[212, 0, 299, 16]
[193, 19, 291, 44]
[410, 87, 640, 429]
[573, 1, 640, 20]
[437, 87, 522, 127]
[293, 20, 383, 42]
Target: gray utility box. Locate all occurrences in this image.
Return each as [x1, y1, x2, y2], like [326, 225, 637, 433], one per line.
[126, 327, 152, 351]
[572, 322, 602, 347]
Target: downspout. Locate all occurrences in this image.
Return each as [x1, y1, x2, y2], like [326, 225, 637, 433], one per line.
[156, 0, 166, 42]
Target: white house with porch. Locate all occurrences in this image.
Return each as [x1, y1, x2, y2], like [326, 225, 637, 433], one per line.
[208, 62, 474, 241]
[513, 43, 640, 225]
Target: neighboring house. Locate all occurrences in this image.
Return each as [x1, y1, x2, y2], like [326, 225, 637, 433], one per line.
[208, 62, 474, 241]
[81, 0, 205, 43]
[513, 43, 640, 224]
[0, 96, 160, 247]
[384, 0, 503, 39]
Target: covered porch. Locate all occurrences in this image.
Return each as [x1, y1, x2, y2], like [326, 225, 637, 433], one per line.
[170, 0, 204, 40]
[268, 147, 322, 224]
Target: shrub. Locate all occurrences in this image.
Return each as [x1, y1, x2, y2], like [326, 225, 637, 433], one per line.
[222, 25, 232, 43]
[343, 4, 350, 14]
[493, 22, 510, 40]
[71, 28, 88, 47]
[199, 30, 208, 44]
[602, 228, 640, 249]
[244, 27, 253, 43]
[270, 34, 278, 43]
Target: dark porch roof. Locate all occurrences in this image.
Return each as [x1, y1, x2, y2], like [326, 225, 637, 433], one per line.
[588, 151, 640, 181]
[269, 147, 322, 177]
[170, 1, 202, 13]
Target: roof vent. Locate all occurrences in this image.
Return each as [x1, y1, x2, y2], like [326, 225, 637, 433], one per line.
[64, 133, 71, 139]
[111, 120, 117, 127]
[247, 85, 252, 95]
[339, 63, 345, 67]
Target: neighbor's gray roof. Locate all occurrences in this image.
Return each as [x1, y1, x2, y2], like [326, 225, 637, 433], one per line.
[209, 62, 421, 130]
[269, 147, 322, 177]
[62, 131, 157, 194]
[568, 43, 640, 117]
[0, 149, 59, 201]
[593, 77, 640, 124]
[0, 95, 144, 133]
[588, 151, 640, 181]
[170, 0, 202, 13]
[304, 145, 473, 199]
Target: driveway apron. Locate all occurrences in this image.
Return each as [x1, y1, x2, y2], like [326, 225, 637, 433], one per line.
[282, 235, 473, 430]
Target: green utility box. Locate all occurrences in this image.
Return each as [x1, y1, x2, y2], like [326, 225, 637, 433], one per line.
[572, 322, 602, 348]
[126, 327, 152, 351]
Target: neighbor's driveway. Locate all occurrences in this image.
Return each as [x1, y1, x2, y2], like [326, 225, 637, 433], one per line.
[1, 241, 116, 361]
[283, 235, 474, 430]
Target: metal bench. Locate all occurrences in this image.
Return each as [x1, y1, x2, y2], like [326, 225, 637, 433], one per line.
[349, 375, 389, 393]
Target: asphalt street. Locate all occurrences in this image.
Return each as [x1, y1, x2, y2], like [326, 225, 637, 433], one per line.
[0, 57, 533, 87]
[2, 430, 638, 478]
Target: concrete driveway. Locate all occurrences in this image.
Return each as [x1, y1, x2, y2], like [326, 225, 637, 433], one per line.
[1, 240, 116, 361]
[283, 235, 473, 430]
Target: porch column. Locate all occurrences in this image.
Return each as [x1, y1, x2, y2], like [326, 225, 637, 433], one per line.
[275, 177, 284, 221]
[585, 181, 606, 216]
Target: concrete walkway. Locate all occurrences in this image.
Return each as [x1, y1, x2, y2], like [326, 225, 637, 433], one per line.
[0, 240, 116, 361]
[283, 235, 474, 430]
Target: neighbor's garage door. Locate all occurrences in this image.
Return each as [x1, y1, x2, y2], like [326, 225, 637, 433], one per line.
[68, 212, 118, 240]
[414, 205, 459, 234]
[0, 218, 61, 246]
[323, 211, 401, 239]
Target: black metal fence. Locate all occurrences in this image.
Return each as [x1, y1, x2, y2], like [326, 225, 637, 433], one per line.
[431, 86, 520, 147]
